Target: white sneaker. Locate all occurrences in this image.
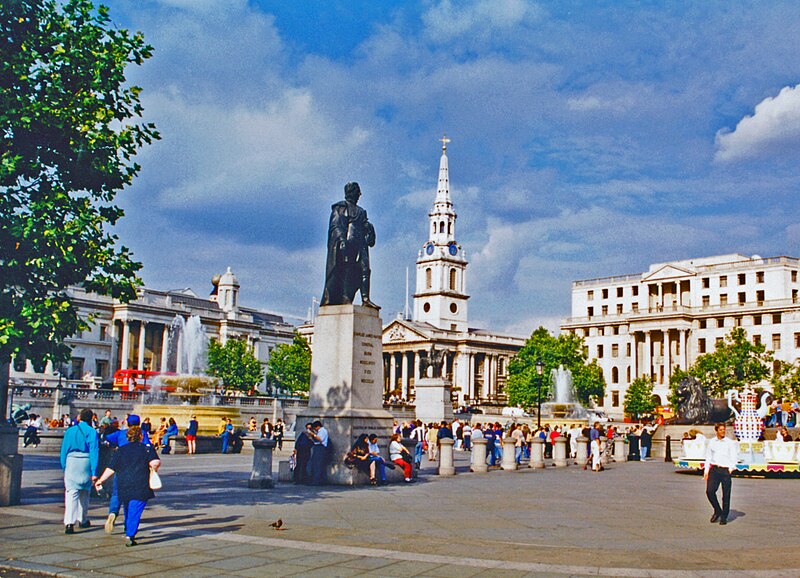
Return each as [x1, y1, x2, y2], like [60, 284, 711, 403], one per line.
[105, 513, 116, 534]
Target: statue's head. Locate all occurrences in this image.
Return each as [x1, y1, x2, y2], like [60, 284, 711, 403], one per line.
[344, 182, 361, 202]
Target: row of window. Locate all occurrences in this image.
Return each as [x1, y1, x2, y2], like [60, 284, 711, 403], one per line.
[425, 267, 460, 291]
[587, 269, 799, 303]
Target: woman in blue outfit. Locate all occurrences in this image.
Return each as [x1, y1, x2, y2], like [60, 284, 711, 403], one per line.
[95, 426, 160, 547]
[60, 408, 99, 534]
[160, 418, 179, 454]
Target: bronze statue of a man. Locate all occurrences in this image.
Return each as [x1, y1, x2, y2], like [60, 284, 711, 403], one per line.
[321, 182, 379, 309]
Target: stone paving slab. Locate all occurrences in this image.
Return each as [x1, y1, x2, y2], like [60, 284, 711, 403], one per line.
[2, 451, 800, 576]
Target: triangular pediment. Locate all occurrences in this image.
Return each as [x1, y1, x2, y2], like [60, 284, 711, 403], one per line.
[642, 264, 695, 282]
[382, 319, 433, 343]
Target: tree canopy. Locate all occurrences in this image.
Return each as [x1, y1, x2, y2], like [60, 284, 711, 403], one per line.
[624, 376, 657, 419]
[0, 0, 158, 418]
[507, 327, 606, 409]
[266, 333, 311, 395]
[206, 338, 264, 393]
[672, 327, 773, 400]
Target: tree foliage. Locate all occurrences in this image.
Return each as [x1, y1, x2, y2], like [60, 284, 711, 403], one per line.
[507, 327, 606, 409]
[0, 0, 158, 405]
[266, 333, 311, 395]
[206, 338, 264, 392]
[687, 327, 772, 398]
[771, 360, 800, 402]
[624, 376, 657, 419]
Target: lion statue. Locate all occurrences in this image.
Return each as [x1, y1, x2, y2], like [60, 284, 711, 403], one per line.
[667, 377, 733, 425]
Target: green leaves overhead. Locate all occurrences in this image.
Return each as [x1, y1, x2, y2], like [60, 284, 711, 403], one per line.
[0, 0, 157, 371]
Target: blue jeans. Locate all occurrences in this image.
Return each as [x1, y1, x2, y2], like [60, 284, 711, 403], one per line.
[369, 456, 387, 481]
[123, 499, 147, 539]
[221, 433, 229, 454]
[108, 477, 120, 516]
[463, 436, 471, 451]
[641, 445, 649, 460]
[514, 446, 522, 464]
[414, 442, 424, 466]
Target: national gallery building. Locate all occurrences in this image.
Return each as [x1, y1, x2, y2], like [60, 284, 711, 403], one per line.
[562, 254, 800, 418]
[10, 268, 296, 390]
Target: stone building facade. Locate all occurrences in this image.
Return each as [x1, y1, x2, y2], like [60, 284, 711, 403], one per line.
[10, 268, 296, 391]
[561, 254, 800, 418]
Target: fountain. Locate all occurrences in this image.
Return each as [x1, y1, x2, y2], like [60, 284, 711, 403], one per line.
[540, 365, 589, 421]
[134, 315, 241, 435]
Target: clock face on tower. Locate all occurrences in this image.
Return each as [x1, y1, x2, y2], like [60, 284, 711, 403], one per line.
[425, 243, 434, 255]
[448, 243, 458, 256]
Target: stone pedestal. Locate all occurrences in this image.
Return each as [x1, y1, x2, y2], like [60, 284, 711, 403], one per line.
[0, 425, 22, 506]
[297, 305, 394, 485]
[471, 437, 488, 473]
[531, 437, 545, 468]
[501, 437, 517, 471]
[248, 438, 276, 489]
[438, 438, 455, 476]
[576, 435, 589, 465]
[554, 437, 568, 467]
[414, 377, 455, 425]
[613, 437, 628, 462]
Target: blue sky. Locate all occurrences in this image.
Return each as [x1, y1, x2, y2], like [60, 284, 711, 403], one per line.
[105, 0, 800, 333]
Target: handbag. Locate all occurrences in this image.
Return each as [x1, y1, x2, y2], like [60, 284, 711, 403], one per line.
[149, 467, 162, 491]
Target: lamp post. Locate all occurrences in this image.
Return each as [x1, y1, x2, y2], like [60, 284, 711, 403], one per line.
[535, 358, 544, 429]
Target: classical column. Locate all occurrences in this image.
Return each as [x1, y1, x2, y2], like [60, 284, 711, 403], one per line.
[469, 353, 476, 400]
[679, 329, 687, 370]
[401, 351, 409, 399]
[657, 282, 663, 311]
[137, 321, 147, 370]
[663, 329, 670, 383]
[160, 324, 170, 373]
[120, 320, 130, 370]
[489, 355, 497, 397]
[389, 352, 397, 392]
[413, 351, 421, 382]
[632, 333, 639, 378]
[644, 331, 652, 381]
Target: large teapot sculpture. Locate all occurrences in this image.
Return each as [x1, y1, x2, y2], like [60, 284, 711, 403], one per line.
[727, 388, 770, 442]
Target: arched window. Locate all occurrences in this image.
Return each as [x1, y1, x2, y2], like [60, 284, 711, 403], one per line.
[449, 268, 457, 290]
[626, 366, 631, 382]
[448, 222, 452, 235]
[439, 221, 445, 234]
[432, 223, 436, 236]
[611, 367, 619, 384]
[425, 268, 432, 289]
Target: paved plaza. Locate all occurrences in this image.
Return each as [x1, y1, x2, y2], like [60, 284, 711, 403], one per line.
[1, 448, 798, 577]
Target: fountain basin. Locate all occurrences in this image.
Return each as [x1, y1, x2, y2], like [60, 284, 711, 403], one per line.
[134, 404, 242, 436]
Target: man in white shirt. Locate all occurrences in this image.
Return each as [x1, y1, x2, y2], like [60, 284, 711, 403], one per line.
[309, 420, 330, 486]
[704, 423, 739, 525]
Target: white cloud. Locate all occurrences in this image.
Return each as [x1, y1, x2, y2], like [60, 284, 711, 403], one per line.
[715, 84, 800, 162]
[143, 89, 370, 207]
[422, 0, 542, 44]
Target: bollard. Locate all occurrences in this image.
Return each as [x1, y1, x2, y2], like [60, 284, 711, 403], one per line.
[438, 438, 455, 476]
[614, 437, 628, 462]
[599, 436, 609, 466]
[248, 438, 276, 488]
[531, 437, 545, 469]
[664, 435, 672, 462]
[501, 437, 517, 471]
[576, 435, 589, 467]
[554, 437, 568, 467]
[471, 438, 489, 473]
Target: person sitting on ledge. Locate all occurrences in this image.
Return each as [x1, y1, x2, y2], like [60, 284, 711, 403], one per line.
[344, 434, 372, 478]
[160, 418, 179, 454]
[367, 434, 388, 485]
[389, 433, 414, 483]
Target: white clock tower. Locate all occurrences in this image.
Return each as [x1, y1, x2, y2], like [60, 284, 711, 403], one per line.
[413, 137, 469, 332]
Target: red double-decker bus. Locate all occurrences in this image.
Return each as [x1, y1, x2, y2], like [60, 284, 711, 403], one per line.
[112, 369, 160, 392]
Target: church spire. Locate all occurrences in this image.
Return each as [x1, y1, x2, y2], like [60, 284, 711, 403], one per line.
[429, 135, 456, 245]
